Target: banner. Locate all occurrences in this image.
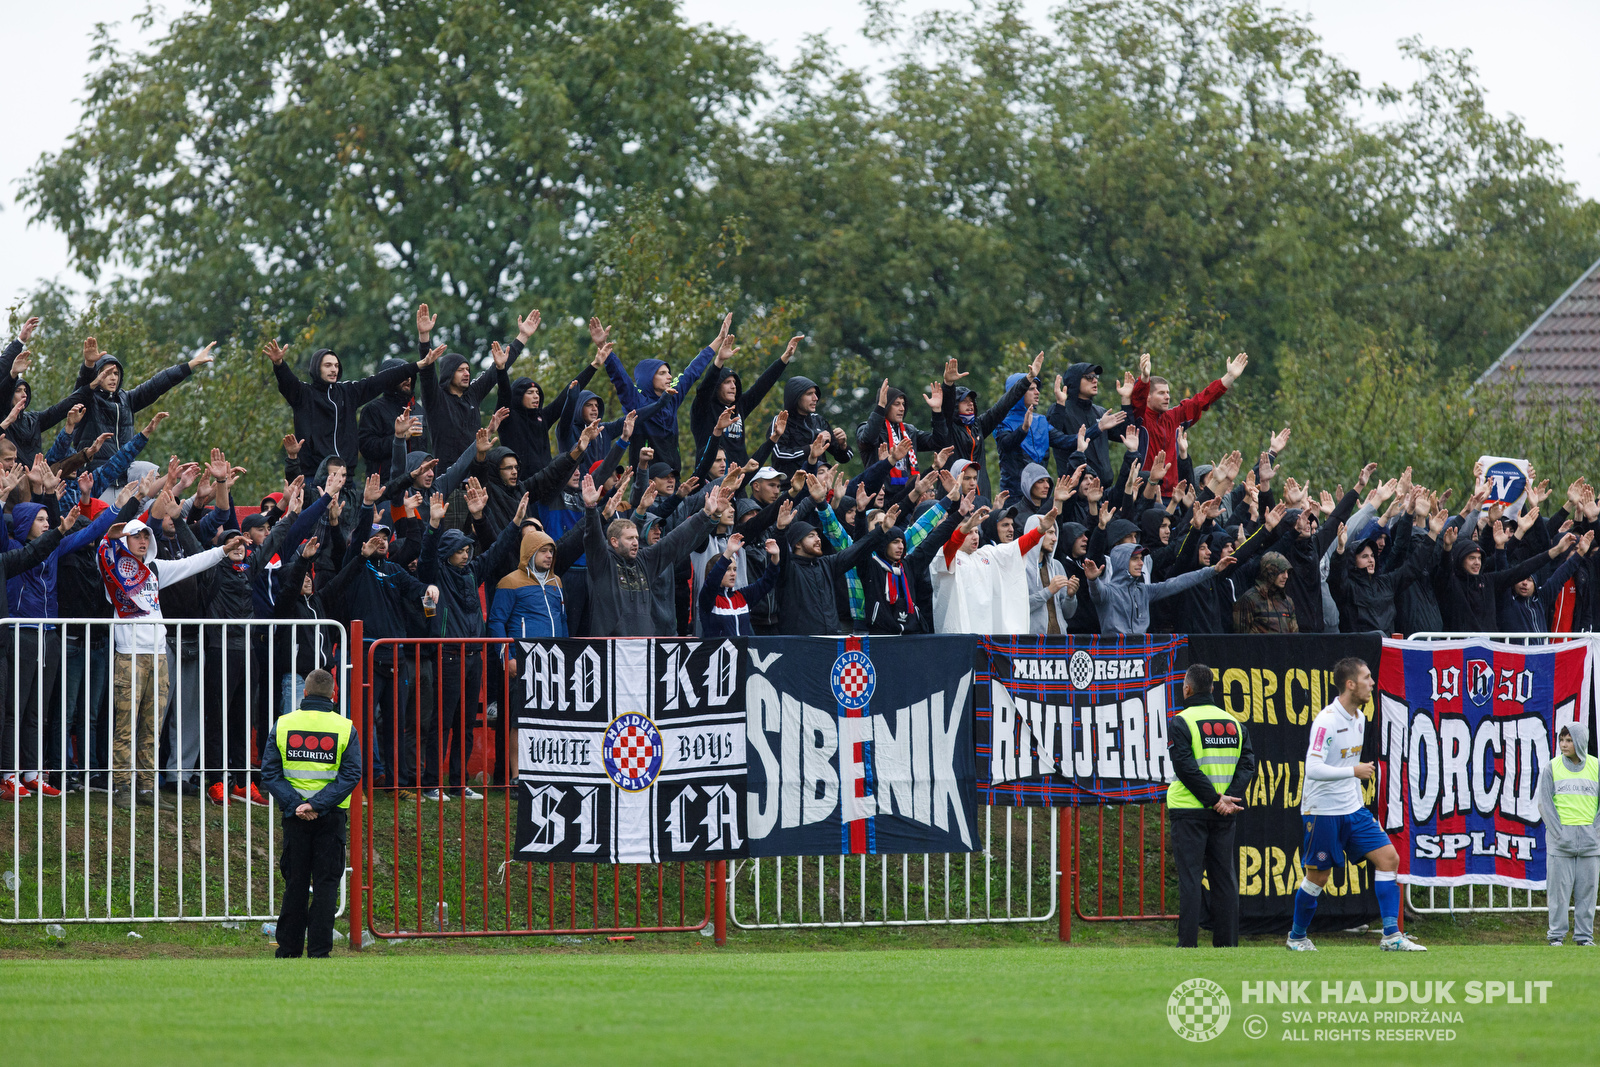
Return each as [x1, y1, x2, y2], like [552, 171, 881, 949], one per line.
[975, 635, 1186, 805]
[1378, 637, 1592, 888]
[1476, 455, 1531, 515]
[744, 635, 977, 857]
[513, 638, 747, 864]
[1187, 634, 1383, 934]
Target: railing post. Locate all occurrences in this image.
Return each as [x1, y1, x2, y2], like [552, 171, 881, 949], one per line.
[1058, 807, 1071, 943]
[348, 619, 365, 951]
[713, 860, 728, 946]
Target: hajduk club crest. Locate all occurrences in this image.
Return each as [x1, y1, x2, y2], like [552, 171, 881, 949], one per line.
[601, 712, 663, 792]
[831, 650, 876, 711]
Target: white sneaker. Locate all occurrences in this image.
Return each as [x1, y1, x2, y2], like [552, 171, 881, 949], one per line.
[460, 787, 484, 800]
[1286, 936, 1317, 951]
[1380, 932, 1427, 951]
[422, 788, 450, 802]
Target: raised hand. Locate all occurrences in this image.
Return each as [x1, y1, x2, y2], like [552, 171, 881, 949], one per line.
[1211, 552, 1239, 573]
[1054, 374, 1068, 405]
[488, 405, 510, 435]
[1222, 351, 1249, 386]
[1029, 351, 1044, 380]
[1355, 461, 1378, 492]
[64, 404, 86, 432]
[1337, 522, 1348, 553]
[1138, 352, 1151, 381]
[776, 499, 795, 529]
[770, 410, 788, 442]
[417, 344, 445, 369]
[189, 342, 217, 370]
[82, 336, 100, 367]
[11, 350, 31, 377]
[263, 340, 289, 365]
[429, 491, 448, 526]
[1099, 408, 1127, 432]
[876, 378, 890, 410]
[577, 417, 603, 452]
[715, 405, 737, 435]
[923, 383, 943, 413]
[416, 303, 437, 341]
[516, 308, 541, 342]
[58, 505, 81, 534]
[1264, 501, 1289, 531]
[300, 536, 321, 559]
[943, 357, 968, 386]
[781, 335, 804, 363]
[363, 472, 383, 506]
[1082, 557, 1104, 581]
[17, 316, 40, 343]
[1174, 423, 1188, 459]
[402, 490, 423, 516]
[491, 341, 510, 370]
[709, 312, 734, 357]
[1147, 449, 1170, 484]
[1270, 425, 1291, 453]
[1115, 371, 1136, 403]
[1121, 425, 1139, 452]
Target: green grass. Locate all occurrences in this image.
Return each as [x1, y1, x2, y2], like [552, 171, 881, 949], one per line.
[2, 944, 1590, 1066]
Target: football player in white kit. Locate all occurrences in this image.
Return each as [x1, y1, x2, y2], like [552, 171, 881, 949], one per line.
[1286, 657, 1425, 951]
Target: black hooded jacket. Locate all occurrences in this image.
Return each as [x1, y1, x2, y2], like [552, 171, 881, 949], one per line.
[358, 357, 428, 480]
[416, 346, 497, 467]
[1435, 534, 1554, 632]
[928, 375, 1031, 500]
[1330, 530, 1438, 635]
[419, 520, 522, 639]
[274, 350, 418, 477]
[771, 376, 853, 475]
[1047, 362, 1114, 486]
[72, 354, 195, 473]
[690, 357, 788, 468]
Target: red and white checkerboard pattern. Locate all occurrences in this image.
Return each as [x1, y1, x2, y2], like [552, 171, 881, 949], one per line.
[836, 661, 871, 701]
[608, 725, 656, 777]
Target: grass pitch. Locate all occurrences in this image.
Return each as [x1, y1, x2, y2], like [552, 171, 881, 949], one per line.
[2, 942, 1588, 1066]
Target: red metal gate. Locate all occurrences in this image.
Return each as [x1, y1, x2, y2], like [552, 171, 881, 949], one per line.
[345, 623, 724, 946]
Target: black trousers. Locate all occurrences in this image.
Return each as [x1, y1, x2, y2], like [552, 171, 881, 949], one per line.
[276, 809, 347, 958]
[202, 646, 257, 787]
[371, 648, 434, 789]
[436, 648, 482, 790]
[1171, 811, 1239, 948]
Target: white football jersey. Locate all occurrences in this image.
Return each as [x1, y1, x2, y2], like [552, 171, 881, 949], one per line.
[1300, 700, 1364, 816]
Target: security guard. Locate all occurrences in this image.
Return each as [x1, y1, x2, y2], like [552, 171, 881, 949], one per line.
[261, 669, 362, 958]
[1167, 663, 1256, 948]
[1537, 723, 1599, 945]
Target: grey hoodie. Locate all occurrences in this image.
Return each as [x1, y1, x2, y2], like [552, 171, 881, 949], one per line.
[1086, 542, 1216, 636]
[1014, 462, 1054, 526]
[1536, 721, 1600, 857]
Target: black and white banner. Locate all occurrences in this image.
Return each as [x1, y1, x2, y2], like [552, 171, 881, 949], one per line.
[513, 638, 748, 863]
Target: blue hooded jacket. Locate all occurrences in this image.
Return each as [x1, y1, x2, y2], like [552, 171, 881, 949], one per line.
[603, 347, 716, 447]
[6, 501, 123, 619]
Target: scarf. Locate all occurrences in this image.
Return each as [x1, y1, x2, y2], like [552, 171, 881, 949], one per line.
[991, 373, 1050, 463]
[97, 537, 154, 618]
[1040, 560, 1061, 635]
[883, 417, 919, 486]
[876, 555, 916, 617]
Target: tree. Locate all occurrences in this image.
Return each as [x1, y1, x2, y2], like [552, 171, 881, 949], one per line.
[22, 0, 765, 366]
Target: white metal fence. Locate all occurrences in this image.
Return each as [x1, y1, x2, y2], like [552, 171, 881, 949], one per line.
[729, 806, 1057, 928]
[2, 618, 350, 924]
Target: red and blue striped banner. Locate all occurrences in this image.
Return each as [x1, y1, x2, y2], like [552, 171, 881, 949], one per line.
[1377, 637, 1593, 888]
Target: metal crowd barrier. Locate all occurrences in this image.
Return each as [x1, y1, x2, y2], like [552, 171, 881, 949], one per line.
[2, 618, 350, 925]
[1398, 631, 1584, 917]
[729, 806, 1060, 929]
[350, 627, 715, 942]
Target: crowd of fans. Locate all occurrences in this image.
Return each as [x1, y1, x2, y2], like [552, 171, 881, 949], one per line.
[1, 307, 1593, 806]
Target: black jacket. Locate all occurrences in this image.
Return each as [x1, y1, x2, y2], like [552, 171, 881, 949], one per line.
[1047, 362, 1115, 486]
[416, 346, 497, 469]
[73, 355, 193, 474]
[419, 521, 522, 639]
[274, 352, 417, 477]
[1436, 534, 1552, 632]
[339, 504, 432, 640]
[777, 526, 885, 635]
[771, 376, 853, 476]
[1331, 530, 1438, 636]
[690, 357, 788, 468]
[929, 375, 1031, 501]
[357, 358, 428, 481]
[582, 506, 713, 637]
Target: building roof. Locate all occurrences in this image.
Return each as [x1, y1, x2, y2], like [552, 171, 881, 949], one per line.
[1476, 253, 1600, 397]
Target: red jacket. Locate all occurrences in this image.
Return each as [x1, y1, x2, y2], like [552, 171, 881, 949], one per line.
[1130, 377, 1228, 495]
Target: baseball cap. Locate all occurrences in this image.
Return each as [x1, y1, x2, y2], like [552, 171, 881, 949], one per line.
[752, 466, 782, 483]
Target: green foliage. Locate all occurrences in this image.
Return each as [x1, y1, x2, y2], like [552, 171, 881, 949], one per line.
[7, 295, 291, 504]
[14, 0, 1600, 497]
[22, 0, 765, 367]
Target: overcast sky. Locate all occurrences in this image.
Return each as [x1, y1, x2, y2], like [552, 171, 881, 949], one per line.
[4, 1, 1597, 315]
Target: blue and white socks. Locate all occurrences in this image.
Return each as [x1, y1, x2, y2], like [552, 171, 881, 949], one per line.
[1290, 877, 1322, 940]
[1374, 869, 1400, 936]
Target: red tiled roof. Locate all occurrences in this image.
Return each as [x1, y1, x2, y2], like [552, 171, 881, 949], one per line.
[1478, 255, 1600, 395]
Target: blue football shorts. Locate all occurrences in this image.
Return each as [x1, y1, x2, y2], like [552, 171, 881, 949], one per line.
[1300, 808, 1389, 870]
